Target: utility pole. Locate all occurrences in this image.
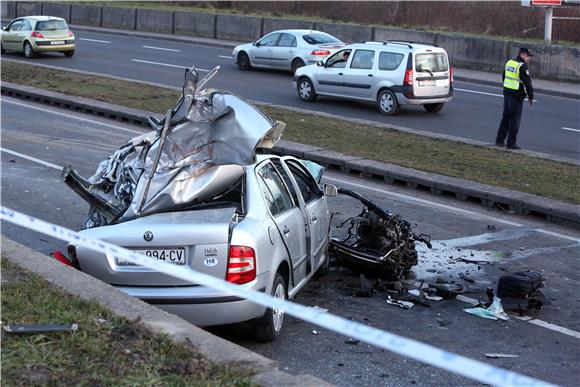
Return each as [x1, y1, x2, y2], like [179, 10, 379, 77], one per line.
[544, 7, 554, 42]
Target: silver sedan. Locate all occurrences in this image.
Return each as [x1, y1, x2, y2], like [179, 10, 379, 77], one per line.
[232, 29, 344, 74]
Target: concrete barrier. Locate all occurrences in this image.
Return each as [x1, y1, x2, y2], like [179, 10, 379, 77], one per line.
[102, 6, 135, 30]
[314, 21, 372, 43]
[41, 2, 71, 22]
[16, 1, 41, 17]
[174, 11, 215, 38]
[373, 27, 436, 46]
[437, 34, 509, 73]
[136, 8, 173, 34]
[216, 14, 262, 41]
[262, 18, 314, 34]
[1, 1, 16, 19]
[71, 4, 101, 27]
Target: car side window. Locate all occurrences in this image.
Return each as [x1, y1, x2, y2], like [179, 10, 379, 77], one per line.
[258, 33, 280, 47]
[271, 159, 299, 206]
[20, 20, 32, 31]
[7, 20, 23, 31]
[277, 33, 296, 48]
[286, 161, 323, 204]
[350, 50, 375, 70]
[257, 162, 295, 216]
[379, 51, 404, 71]
[326, 49, 351, 69]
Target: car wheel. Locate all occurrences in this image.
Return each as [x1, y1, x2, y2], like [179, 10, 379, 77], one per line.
[423, 103, 444, 113]
[297, 77, 316, 102]
[254, 272, 287, 342]
[1, 43, 5, 54]
[291, 58, 305, 74]
[377, 89, 399, 115]
[237, 52, 251, 71]
[63, 50, 75, 58]
[23, 41, 36, 58]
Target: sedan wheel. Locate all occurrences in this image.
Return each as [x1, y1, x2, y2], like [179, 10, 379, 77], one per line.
[237, 52, 251, 71]
[291, 58, 305, 75]
[297, 77, 316, 102]
[23, 41, 36, 58]
[254, 273, 287, 342]
[377, 89, 399, 115]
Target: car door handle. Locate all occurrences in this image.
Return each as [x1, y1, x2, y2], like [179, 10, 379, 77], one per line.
[338, 72, 343, 76]
[368, 74, 373, 77]
[283, 226, 290, 235]
[289, 50, 294, 53]
[311, 216, 318, 223]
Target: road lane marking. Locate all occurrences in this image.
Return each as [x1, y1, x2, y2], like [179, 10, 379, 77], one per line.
[528, 319, 580, 339]
[562, 127, 580, 133]
[142, 45, 181, 52]
[79, 38, 111, 44]
[131, 59, 209, 71]
[218, 55, 233, 59]
[0, 147, 62, 170]
[2, 99, 143, 135]
[455, 88, 502, 98]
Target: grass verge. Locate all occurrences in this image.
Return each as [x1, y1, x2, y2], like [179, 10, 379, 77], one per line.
[0, 257, 254, 386]
[2, 60, 578, 204]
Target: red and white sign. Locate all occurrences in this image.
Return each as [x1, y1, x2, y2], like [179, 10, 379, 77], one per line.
[531, 0, 562, 5]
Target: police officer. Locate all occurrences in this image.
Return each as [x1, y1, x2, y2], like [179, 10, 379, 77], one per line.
[495, 48, 534, 150]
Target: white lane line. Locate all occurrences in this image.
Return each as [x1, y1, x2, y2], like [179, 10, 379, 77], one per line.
[562, 127, 580, 133]
[79, 38, 111, 44]
[0, 147, 62, 170]
[131, 59, 209, 72]
[528, 319, 580, 339]
[142, 45, 181, 52]
[218, 55, 233, 59]
[2, 99, 142, 135]
[455, 88, 502, 98]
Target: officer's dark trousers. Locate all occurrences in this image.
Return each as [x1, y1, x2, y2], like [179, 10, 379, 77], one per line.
[496, 94, 523, 147]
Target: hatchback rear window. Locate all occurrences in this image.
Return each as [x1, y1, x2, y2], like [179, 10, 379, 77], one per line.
[415, 53, 449, 73]
[36, 20, 68, 31]
[302, 34, 341, 45]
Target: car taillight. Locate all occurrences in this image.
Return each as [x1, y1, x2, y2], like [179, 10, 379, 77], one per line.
[226, 245, 256, 284]
[404, 69, 413, 86]
[311, 49, 331, 56]
[68, 31, 74, 38]
[449, 66, 454, 84]
[31, 31, 44, 39]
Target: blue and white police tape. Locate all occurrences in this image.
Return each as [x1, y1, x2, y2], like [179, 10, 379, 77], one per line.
[0, 206, 556, 387]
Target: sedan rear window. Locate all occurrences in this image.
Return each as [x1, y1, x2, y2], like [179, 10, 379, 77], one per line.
[415, 53, 449, 73]
[36, 20, 68, 31]
[303, 33, 341, 45]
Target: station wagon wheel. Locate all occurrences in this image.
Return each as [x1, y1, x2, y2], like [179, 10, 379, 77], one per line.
[423, 102, 445, 113]
[23, 41, 36, 58]
[291, 58, 305, 74]
[237, 52, 251, 71]
[254, 273, 287, 342]
[297, 77, 317, 102]
[377, 89, 399, 116]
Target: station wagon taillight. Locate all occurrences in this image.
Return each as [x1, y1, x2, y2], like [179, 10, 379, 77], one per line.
[404, 69, 413, 86]
[31, 31, 44, 39]
[450, 65, 454, 84]
[226, 245, 256, 284]
[311, 49, 331, 56]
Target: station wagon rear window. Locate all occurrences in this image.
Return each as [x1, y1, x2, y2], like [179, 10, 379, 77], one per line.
[36, 20, 68, 31]
[415, 53, 449, 73]
[303, 33, 341, 45]
[379, 52, 404, 71]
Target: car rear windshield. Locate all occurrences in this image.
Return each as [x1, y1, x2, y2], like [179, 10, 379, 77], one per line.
[35, 20, 68, 31]
[303, 33, 341, 45]
[415, 53, 449, 73]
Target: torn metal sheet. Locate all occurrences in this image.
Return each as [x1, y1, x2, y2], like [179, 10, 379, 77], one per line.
[329, 188, 431, 280]
[63, 65, 285, 226]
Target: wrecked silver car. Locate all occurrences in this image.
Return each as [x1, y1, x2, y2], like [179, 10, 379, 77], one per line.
[62, 66, 335, 341]
[330, 188, 431, 280]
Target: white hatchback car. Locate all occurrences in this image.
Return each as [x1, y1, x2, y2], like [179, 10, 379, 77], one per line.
[233, 29, 344, 74]
[293, 41, 453, 115]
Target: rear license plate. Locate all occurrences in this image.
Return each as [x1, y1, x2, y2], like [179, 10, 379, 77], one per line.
[50, 41, 65, 45]
[116, 248, 186, 266]
[418, 80, 436, 86]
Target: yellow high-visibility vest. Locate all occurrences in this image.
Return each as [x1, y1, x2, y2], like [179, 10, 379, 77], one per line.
[503, 59, 523, 90]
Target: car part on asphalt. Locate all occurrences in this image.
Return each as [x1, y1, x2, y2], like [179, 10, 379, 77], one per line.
[464, 296, 509, 321]
[329, 187, 431, 280]
[428, 283, 465, 300]
[497, 271, 545, 298]
[485, 353, 519, 359]
[386, 297, 414, 309]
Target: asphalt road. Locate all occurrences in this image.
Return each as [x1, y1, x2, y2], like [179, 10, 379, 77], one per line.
[2, 28, 579, 159]
[1, 98, 579, 386]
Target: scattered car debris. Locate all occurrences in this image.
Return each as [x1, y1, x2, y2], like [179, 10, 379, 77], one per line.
[3, 323, 79, 333]
[310, 306, 329, 313]
[497, 271, 547, 313]
[485, 353, 519, 359]
[459, 272, 475, 283]
[386, 297, 414, 309]
[428, 283, 465, 300]
[464, 296, 509, 321]
[487, 224, 497, 231]
[330, 188, 431, 280]
[312, 330, 320, 335]
[345, 338, 360, 345]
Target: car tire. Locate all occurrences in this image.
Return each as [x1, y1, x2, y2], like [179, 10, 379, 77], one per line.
[291, 58, 305, 74]
[297, 77, 316, 102]
[23, 41, 36, 58]
[423, 103, 444, 113]
[254, 272, 287, 342]
[63, 50, 75, 58]
[237, 52, 251, 71]
[377, 89, 399, 115]
[1, 43, 5, 54]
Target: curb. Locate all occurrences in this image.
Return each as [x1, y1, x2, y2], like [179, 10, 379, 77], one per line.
[1, 82, 578, 230]
[1, 236, 332, 387]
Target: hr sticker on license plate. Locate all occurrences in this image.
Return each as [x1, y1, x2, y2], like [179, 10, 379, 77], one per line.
[50, 41, 65, 45]
[116, 248, 186, 266]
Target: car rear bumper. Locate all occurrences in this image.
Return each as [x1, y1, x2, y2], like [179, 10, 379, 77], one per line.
[33, 42, 75, 52]
[396, 94, 453, 105]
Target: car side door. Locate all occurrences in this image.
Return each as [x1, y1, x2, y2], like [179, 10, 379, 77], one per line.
[17, 19, 33, 47]
[315, 49, 350, 96]
[2, 19, 23, 50]
[344, 49, 377, 99]
[256, 161, 309, 284]
[249, 32, 281, 67]
[270, 32, 296, 69]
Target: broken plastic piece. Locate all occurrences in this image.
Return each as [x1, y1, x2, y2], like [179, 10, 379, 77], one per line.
[485, 353, 519, 358]
[464, 296, 509, 321]
[429, 283, 465, 300]
[386, 297, 414, 309]
[345, 338, 360, 345]
[3, 323, 79, 333]
[311, 330, 320, 335]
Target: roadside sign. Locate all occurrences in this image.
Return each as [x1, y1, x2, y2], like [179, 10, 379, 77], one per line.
[531, 0, 562, 5]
